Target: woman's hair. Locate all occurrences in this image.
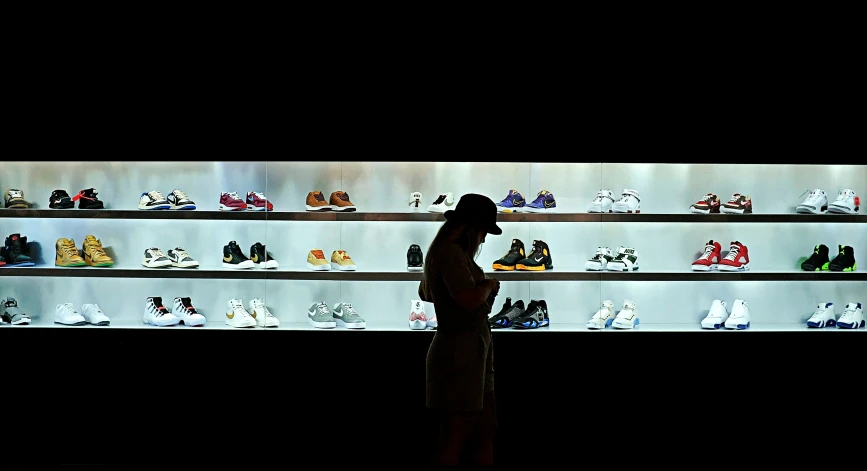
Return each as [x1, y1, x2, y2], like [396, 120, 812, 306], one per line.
[427, 219, 484, 262]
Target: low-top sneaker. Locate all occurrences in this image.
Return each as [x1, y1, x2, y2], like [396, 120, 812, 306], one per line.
[246, 191, 273, 211]
[331, 250, 356, 271]
[168, 247, 199, 268]
[329, 191, 356, 212]
[219, 191, 247, 211]
[167, 189, 196, 210]
[428, 192, 455, 213]
[81, 304, 111, 326]
[690, 193, 721, 214]
[308, 302, 337, 329]
[138, 190, 171, 210]
[4, 189, 28, 209]
[721, 193, 753, 214]
[807, 302, 836, 328]
[56, 303, 87, 326]
[142, 247, 172, 268]
[586, 300, 615, 329]
[332, 302, 366, 329]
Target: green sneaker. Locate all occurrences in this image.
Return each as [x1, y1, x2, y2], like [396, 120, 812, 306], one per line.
[828, 245, 857, 272]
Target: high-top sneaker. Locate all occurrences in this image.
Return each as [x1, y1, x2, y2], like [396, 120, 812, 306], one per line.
[721, 193, 753, 214]
[718, 241, 749, 271]
[55, 237, 86, 267]
[488, 297, 512, 324]
[690, 193, 721, 214]
[516, 240, 553, 271]
[692, 240, 722, 271]
[249, 298, 279, 327]
[807, 302, 836, 328]
[606, 247, 638, 272]
[523, 190, 557, 213]
[490, 299, 526, 329]
[406, 244, 424, 271]
[143, 297, 180, 327]
[427, 192, 455, 213]
[796, 189, 829, 214]
[700, 299, 729, 329]
[611, 300, 639, 329]
[587, 189, 615, 213]
[173, 297, 206, 327]
[4, 189, 28, 209]
[585, 247, 614, 271]
[4, 234, 35, 267]
[724, 299, 751, 330]
[612, 189, 640, 213]
[408, 191, 423, 212]
[496, 190, 526, 213]
[836, 302, 864, 329]
[586, 300, 615, 329]
[512, 300, 549, 329]
[223, 241, 255, 269]
[82, 235, 114, 267]
[827, 189, 860, 214]
[801, 244, 830, 271]
[74, 188, 104, 209]
[48, 189, 74, 209]
[409, 300, 428, 330]
[250, 242, 278, 269]
[226, 298, 257, 328]
[828, 245, 857, 272]
[492, 239, 525, 271]
[2, 297, 31, 325]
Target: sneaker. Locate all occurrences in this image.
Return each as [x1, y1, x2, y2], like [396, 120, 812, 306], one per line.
[305, 191, 332, 211]
[329, 191, 356, 212]
[586, 300, 616, 329]
[308, 302, 337, 329]
[81, 304, 111, 326]
[611, 300, 639, 329]
[807, 302, 836, 328]
[331, 250, 356, 271]
[827, 189, 860, 214]
[801, 244, 830, 271]
[426, 310, 438, 329]
[143, 297, 180, 327]
[74, 188, 104, 209]
[4, 189, 28, 209]
[492, 239, 525, 271]
[246, 191, 273, 211]
[700, 299, 729, 330]
[226, 298, 257, 328]
[408, 191, 424, 212]
[55, 237, 86, 267]
[495, 190, 526, 213]
[249, 298, 279, 327]
[2, 297, 31, 325]
[428, 192, 455, 213]
[691, 240, 722, 271]
[167, 189, 196, 210]
[796, 189, 828, 214]
[167, 247, 199, 268]
[611, 189, 641, 213]
[0, 252, 5, 267]
[607, 247, 639, 272]
[3, 234, 35, 267]
[306, 249, 330, 270]
[55, 303, 87, 326]
[516, 240, 553, 271]
[48, 189, 74, 209]
[250, 242, 278, 269]
[219, 191, 247, 211]
[721, 193, 753, 214]
[836, 302, 864, 329]
[587, 189, 615, 213]
[407, 244, 424, 271]
[490, 299, 526, 329]
[409, 300, 428, 330]
[718, 241, 750, 271]
[523, 190, 557, 213]
[222, 241, 254, 269]
[724, 299, 751, 330]
[828, 245, 857, 272]
[82, 235, 114, 267]
[173, 297, 206, 327]
[142, 247, 172, 268]
[690, 193, 721, 214]
[512, 300, 549, 329]
[138, 190, 171, 210]
[585, 247, 614, 271]
[332, 302, 366, 329]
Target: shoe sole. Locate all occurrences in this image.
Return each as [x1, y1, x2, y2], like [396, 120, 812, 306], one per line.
[516, 264, 552, 271]
[691, 264, 717, 271]
[719, 264, 750, 271]
[336, 319, 366, 329]
[138, 205, 170, 210]
[305, 205, 333, 211]
[219, 204, 246, 211]
[306, 263, 330, 271]
[492, 264, 516, 271]
[56, 261, 86, 267]
[222, 262, 254, 269]
[331, 263, 356, 271]
[308, 318, 336, 329]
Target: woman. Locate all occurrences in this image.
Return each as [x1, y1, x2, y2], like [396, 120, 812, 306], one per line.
[418, 193, 502, 467]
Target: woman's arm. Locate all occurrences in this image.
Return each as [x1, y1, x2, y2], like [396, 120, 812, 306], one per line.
[452, 279, 497, 311]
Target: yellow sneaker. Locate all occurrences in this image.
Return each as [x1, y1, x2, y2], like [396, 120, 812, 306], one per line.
[331, 250, 356, 271]
[55, 238, 86, 267]
[82, 235, 114, 267]
[306, 249, 330, 271]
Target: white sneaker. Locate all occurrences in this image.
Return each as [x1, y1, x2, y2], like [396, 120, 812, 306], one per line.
[587, 189, 615, 213]
[173, 297, 206, 327]
[143, 296, 180, 326]
[724, 299, 751, 330]
[427, 192, 455, 213]
[308, 302, 337, 329]
[836, 302, 864, 329]
[167, 247, 199, 268]
[587, 300, 615, 329]
[828, 189, 860, 214]
[249, 298, 279, 327]
[409, 300, 428, 330]
[225, 298, 256, 328]
[585, 247, 614, 271]
[611, 300, 639, 329]
[138, 190, 171, 210]
[796, 189, 829, 214]
[81, 303, 111, 326]
[332, 302, 367, 329]
[606, 247, 639, 271]
[700, 299, 729, 330]
[807, 302, 836, 328]
[409, 191, 423, 212]
[142, 247, 172, 268]
[611, 189, 641, 213]
[426, 310, 438, 329]
[55, 303, 87, 326]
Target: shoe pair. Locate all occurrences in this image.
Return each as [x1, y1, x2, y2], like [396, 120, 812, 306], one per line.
[691, 240, 750, 272]
[307, 302, 366, 329]
[225, 298, 279, 328]
[1, 234, 35, 267]
[589, 189, 640, 213]
[797, 189, 860, 214]
[801, 244, 857, 272]
[219, 191, 273, 211]
[700, 299, 751, 330]
[587, 300, 639, 329]
[56, 236, 114, 267]
[492, 239, 553, 271]
[1, 297, 30, 325]
[495, 190, 557, 213]
[49, 189, 103, 209]
[305, 190, 355, 212]
[488, 298, 549, 329]
[55, 303, 110, 326]
[585, 246, 639, 272]
[807, 302, 864, 329]
[307, 249, 355, 271]
[223, 241, 277, 270]
[142, 247, 200, 268]
[139, 190, 196, 210]
[143, 296, 207, 327]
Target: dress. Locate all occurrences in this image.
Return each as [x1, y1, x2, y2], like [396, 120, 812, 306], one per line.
[419, 243, 495, 411]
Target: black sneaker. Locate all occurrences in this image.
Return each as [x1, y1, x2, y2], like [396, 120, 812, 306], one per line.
[516, 240, 553, 271]
[492, 239, 525, 271]
[250, 242, 278, 269]
[48, 189, 75, 209]
[828, 245, 857, 272]
[489, 299, 526, 329]
[512, 300, 550, 328]
[223, 241, 254, 269]
[801, 244, 830, 271]
[407, 244, 424, 272]
[3, 234, 35, 267]
[74, 188, 104, 209]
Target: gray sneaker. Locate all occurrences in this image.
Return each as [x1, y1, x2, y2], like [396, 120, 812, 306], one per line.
[308, 302, 336, 329]
[3, 297, 31, 325]
[332, 302, 366, 329]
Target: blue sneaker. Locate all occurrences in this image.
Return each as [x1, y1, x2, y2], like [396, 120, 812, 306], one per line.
[524, 190, 556, 213]
[496, 190, 526, 213]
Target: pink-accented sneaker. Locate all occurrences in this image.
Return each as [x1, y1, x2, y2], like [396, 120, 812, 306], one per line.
[246, 191, 273, 211]
[409, 300, 428, 330]
[219, 191, 246, 211]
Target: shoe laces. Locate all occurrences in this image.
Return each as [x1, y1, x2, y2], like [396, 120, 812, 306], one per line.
[314, 302, 329, 316]
[89, 305, 105, 316]
[172, 189, 190, 201]
[230, 300, 252, 318]
[149, 248, 168, 259]
[696, 193, 715, 203]
[148, 190, 166, 201]
[253, 301, 274, 317]
[341, 303, 358, 318]
[225, 191, 243, 201]
[592, 190, 612, 203]
[172, 248, 190, 259]
[250, 191, 266, 200]
[60, 302, 78, 315]
[724, 244, 741, 261]
[699, 244, 716, 260]
[60, 239, 78, 257]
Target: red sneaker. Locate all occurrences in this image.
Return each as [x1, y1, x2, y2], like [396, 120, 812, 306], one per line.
[219, 191, 247, 211]
[691, 240, 722, 271]
[690, 193, 721, 214]
[245, 191, 273, 211]
[719, 241, 750, 271]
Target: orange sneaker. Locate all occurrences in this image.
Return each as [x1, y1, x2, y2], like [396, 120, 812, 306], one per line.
[305, 191, 332, 212]
[329, 191, 357, 212]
